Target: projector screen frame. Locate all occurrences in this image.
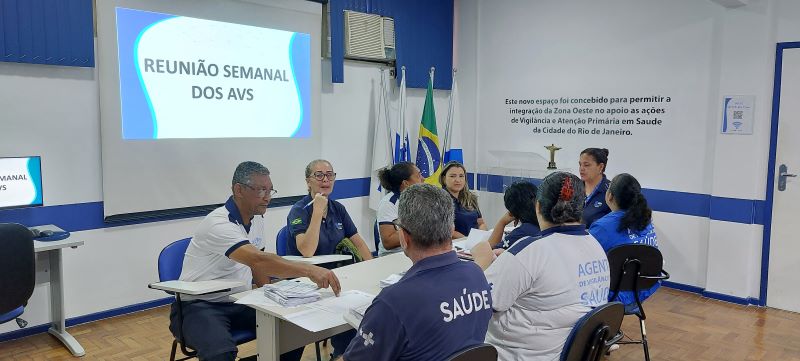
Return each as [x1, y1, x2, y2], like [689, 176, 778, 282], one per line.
[96, 0, 323, 222]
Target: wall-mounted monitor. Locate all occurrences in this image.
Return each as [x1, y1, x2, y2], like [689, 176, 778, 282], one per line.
[0, 156, 43, 210]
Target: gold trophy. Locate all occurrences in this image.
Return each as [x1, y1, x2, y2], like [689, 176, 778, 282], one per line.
[545, 144, 561, 169]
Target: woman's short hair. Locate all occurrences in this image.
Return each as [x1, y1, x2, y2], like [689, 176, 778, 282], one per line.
[536, 172, 585, 224]
[504, 181, 538, 225]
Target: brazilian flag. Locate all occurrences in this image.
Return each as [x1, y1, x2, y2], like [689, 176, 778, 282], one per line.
[415, 77, 442, 186]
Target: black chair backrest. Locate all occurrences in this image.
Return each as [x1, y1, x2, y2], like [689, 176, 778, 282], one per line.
[446, 343, 498, 361]
[0, 223, 35, 315]
[607, 244, 664, 293]
[560, 302, 625, 361]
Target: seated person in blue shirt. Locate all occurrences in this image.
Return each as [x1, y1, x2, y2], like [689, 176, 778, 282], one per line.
[287, 159, 373, 261]
[589, 173, 660, 312]
[340, 184, 493, 361]
[439, 161, 486, 238]
[172, 161, 341, 361]
[486, 181, 540, 250]
[287, 159, 373, 359]
[580, 148, 612, 228]
[376, 162, 425, 256]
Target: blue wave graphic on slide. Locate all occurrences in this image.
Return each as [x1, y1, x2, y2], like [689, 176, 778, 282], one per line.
[116, 8, 176, 140]
[289, 33, 311, 137]
[26, 157, 42, 205]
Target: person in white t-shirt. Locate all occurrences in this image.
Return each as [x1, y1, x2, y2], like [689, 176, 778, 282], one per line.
[375, 162, 425, 256]
[170, 161, 341, 361]
[472, 172, 610, 361]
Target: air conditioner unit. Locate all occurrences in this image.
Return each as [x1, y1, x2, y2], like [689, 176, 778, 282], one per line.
[343, 10, 395, 62]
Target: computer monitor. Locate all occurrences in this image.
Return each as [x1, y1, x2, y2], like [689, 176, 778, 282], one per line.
[0, 156, 43, 210]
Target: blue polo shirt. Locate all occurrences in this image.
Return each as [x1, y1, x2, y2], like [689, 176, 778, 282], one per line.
[497, 222, 541, 249]
[582, 176, 611, 228]
[451, 194, 481, 236]
[343, 251, 492, 361]
[286, 195, 358, 256]
[589, 210, 660, 309]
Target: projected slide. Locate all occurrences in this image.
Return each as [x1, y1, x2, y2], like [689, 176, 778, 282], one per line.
[0, 157, 43, 209]
[116, 8, 311, 139]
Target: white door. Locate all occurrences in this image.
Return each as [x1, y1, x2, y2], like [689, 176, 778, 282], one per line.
[768, 47, 800, 312]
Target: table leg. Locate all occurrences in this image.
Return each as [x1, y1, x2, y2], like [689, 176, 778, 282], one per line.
[256, 311, 280, 361]
[48, 249, 85, 357]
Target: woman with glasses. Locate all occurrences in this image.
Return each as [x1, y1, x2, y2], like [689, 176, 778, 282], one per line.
[439, 161, 486, 238]
[285, 159, 372, 360]
[472, 172, 609, 361]
[376, 162, 425, 256]
[286, 159, 373, 261]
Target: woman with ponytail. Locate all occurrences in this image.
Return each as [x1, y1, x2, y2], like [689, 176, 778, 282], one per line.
[472, 172, 610, 361]
[375, 162, 424, 256]
[589, 173, 660, 309]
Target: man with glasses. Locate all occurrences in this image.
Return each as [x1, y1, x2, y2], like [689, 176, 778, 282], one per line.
[172, 161, 341, 361]
[339, 184, 493, 361]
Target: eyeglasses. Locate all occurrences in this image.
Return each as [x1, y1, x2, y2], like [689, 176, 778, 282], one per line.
[392, 220, 411, 234]
[240, 183, 277, 198]
[309, 171, 337, 181]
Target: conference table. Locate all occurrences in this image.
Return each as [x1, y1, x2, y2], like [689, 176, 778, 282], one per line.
[32, 225, 85, 357]
[233, 252, 413, 361]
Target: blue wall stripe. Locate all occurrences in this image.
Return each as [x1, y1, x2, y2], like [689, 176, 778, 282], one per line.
[473, 173, 764, 225]
[0, 177, 372, 232]
[662, 281, 759, 306]
[0, 297, 173, 343]
[0, 175, 766, 231]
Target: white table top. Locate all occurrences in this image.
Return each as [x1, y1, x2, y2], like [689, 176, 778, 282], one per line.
[30, 225, 82, 252]
[150, 280, 246, 295]
[281, 254, 353, 265]
[232, 252, 413, 320]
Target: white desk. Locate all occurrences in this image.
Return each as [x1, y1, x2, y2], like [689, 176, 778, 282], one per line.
[235, 253, 412, 361]
[281, 254, 352, 265]
[32, 225, 85, 357]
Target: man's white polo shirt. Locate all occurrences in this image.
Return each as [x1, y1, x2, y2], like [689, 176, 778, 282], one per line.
[179, 197, 265, 302]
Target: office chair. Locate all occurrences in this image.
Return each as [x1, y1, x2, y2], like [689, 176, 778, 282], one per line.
[606, 244, 670, 361]
[0, 223, 35, 329]
[154, 238, 256, 361]
[560, 302, 625, 361]
[276, 226, 289, 256]
[373, 220, 381, 257]
[446, 343, 498, 361]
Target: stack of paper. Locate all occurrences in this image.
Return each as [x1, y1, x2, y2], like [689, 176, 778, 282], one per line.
[379, 271, 406, 288]
[263, 280, 321, 307]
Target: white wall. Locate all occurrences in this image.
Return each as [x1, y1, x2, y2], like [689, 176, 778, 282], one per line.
[460, 0, 800, 301]
[0, 43, 451, 337]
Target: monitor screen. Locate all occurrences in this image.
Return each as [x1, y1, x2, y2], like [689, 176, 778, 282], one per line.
[0, 156, 43, 210]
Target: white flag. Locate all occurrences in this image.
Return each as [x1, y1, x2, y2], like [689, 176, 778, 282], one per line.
[394, 67, 411, 163]
[369, 70, 393, 210]
[443, 71, 464, 165]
